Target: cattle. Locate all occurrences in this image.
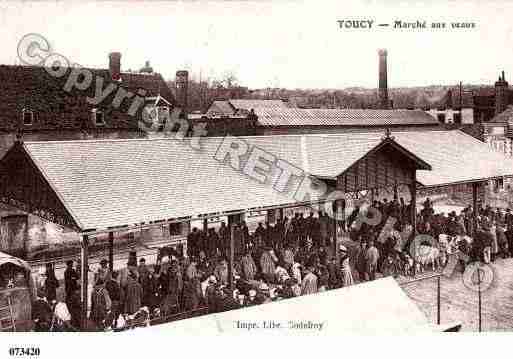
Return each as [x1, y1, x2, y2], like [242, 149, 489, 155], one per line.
[415, 245, 441, 273]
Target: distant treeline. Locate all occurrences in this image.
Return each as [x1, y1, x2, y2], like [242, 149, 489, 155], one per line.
[167, 75, 488, 112]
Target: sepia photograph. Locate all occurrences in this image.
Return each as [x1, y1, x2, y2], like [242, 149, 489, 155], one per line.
[1, 1, 513, 353]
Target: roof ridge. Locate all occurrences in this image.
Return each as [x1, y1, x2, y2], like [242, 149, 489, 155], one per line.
[22, 129, 448, 145]
[0, 64, 165, 77]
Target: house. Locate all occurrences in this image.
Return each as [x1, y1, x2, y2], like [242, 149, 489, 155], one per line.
[429, 87, 474, 124]
[205, 99, 288, 117]
[0, 52, 177, 157]
[473, 71, 513, 124]
[0, 52, 179, 258]
[482, 105, 513, 157]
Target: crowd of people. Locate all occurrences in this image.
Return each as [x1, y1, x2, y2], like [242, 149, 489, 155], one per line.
[30, 196, 513, 331]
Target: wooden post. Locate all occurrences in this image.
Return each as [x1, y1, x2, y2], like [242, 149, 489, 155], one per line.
[478, 266, 482, 332]
[411, 171, 417, 277]
[437, 275, 441, 325]
[108, 231, 114, 273]
[203, 218, 208, 233]
[229, 224, 235, 290]
[80, 234, 89, 330]
[472, 182, 479, 236]
[333, 200, 339, 257]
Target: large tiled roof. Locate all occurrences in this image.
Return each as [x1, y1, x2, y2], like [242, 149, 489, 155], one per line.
[391, 130, 513, 187]
[253, 108, 439, 127]
[0, 65, 175, 132]
[8, 129, 513, 231]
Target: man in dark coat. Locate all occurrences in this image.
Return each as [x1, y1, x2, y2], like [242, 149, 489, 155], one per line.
[32, 289, 52, 332]
[187, 227, 200, 258]
[206, 228, 219, 257]
[219, 222, 230, 257]
[506, 209, 513, 228]
[254, 223, 266, 243]
[44, 263, 59, 304]
[64, 260, 79, 301]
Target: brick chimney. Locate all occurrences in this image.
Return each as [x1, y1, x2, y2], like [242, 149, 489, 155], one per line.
[495, 70, 509, 116]
[109, 52, 121, 81]
[378, 49, 389, 109]
[175, 70, 188, 117]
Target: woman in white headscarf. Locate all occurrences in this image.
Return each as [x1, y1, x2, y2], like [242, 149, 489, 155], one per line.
[339, 245, 354, 287]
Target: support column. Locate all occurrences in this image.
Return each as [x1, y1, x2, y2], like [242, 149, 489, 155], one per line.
[228, 224, 235, 290]
[80, 234, 89, 330]
[410, 172, 417, 277]
[202, 218, 208, 233]
[108, 231, 114, 273]
[472, 182, 479, 235]
[333, 200, 339, 257]
[278, 208, 284, 222]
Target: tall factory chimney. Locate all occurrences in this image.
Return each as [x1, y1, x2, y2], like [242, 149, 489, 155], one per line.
[175, 70, 189, 118]
[495, 70, 509, 116]
[109, 52, 121, 81]
[378, 49, 389, 109]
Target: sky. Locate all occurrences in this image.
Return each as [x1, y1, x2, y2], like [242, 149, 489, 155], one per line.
[1, 0, 513, 89]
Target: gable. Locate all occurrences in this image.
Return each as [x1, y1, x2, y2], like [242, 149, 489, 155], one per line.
[0, 142, 79, 230]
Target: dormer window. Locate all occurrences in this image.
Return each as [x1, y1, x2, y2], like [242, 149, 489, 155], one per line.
[157, 106, 170, 124]
[91, 109, 105, 126]
[22, 109, 33, 126]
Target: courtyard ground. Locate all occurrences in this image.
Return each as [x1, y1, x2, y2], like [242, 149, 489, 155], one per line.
[401, 257, 513, 331]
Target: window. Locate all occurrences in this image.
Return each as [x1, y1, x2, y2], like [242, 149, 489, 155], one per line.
[169, 222, 183, 236]
[22, 109, 33, 125]
[91, 109, 105, 126]
[157, 106, 170, 124]
[437, 113, 446, 123]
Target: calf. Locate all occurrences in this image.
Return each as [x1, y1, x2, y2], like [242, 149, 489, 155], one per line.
[415, 245, 441, 273]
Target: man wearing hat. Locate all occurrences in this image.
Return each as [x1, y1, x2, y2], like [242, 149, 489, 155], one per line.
[32, 288, 52, 331]
[95, 259, 110, 284]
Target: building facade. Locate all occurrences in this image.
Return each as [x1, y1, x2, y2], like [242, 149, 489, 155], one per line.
[0, 53, 186, 258]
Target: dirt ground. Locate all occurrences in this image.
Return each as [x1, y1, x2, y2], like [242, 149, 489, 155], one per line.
[401, 257, 513, 332]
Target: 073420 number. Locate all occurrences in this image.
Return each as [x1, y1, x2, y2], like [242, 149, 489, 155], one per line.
[8, 347, 40, 356]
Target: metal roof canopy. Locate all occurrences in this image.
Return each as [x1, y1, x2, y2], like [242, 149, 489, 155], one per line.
[0, 130, 512, 236]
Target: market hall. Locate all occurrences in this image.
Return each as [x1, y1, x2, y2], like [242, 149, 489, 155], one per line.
[1, 128, 513, 330]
